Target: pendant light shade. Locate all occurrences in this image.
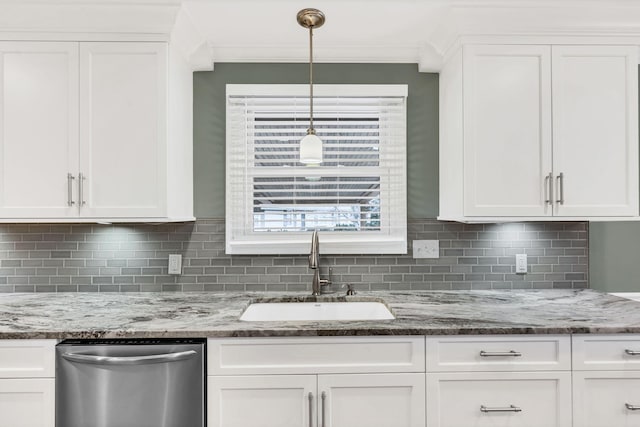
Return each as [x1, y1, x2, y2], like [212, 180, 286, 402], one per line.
[300, 132, 323, 164]
[297, 8, 325, 165]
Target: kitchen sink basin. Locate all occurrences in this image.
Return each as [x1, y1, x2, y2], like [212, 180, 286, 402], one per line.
[239, 301, 395, 322]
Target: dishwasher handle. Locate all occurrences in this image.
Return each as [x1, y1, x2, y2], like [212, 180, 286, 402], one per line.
[61, 350, 197, 366]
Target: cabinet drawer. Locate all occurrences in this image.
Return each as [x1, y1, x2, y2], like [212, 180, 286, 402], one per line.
[426, 335, 570, 372]
[426, 372, 572, 427]
[573, 371, 640, 427]
[207, 336, 425, 375]
[573, 334, 640, 370]
[0, 340, 55, 378]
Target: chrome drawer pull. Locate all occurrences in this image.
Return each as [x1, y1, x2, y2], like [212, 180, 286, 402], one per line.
[626, 403, 640, 411]
[481, 405, 522, 413]
[308, 392, 313, 427]
[78, 172, 86, 206]
[625, 349, 640, 356]
[544, 172, 553, 205]
[556, 172, 565, 205]
[67, 173, 76, 206]
[479, 350, 522, 357]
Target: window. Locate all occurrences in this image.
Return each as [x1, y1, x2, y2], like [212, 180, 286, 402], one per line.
[226, 84, 407, 254]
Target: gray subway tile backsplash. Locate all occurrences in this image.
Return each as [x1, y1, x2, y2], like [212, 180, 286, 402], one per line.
[0, 219, 588, 292]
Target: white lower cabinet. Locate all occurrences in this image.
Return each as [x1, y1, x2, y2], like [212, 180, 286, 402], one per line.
[0, 378, 55, 427]
[0, 340, 56, 427]
[208, 373, 425, 427]
[573, 371, 640, 427]
[572, 334, 640, 427]
[426, 372, 572, 427]
[207, 336, 426, 427]
[208, 375, 316, 427]
[319, 373, 425, 427]
[426, 335, 572, 427]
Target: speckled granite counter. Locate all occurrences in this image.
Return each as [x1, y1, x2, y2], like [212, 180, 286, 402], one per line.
[0, 289, 638, 339]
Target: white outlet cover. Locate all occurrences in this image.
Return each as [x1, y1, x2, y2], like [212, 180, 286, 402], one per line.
[413, 240, 439, 259]
[168, 254, 182, 275]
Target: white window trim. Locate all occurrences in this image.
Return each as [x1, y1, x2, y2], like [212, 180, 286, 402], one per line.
[225, 84, 408, 255]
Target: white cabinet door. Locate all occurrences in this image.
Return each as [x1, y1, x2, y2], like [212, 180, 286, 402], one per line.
[318, 373, 425, 427]
[79, 42, 167, 218]
[463, 45, 553, 217]
[573, 371, 640, 427]
[552, 45, 638, 217]
[426, 372, 572, 427]
[0, 378, 54, 427]
[208, 375, 316, 427]
[0, 42, 79, 218]
[208, 373, 425, 427]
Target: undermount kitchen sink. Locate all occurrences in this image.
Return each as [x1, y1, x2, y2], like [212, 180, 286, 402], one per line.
[239, 300, 395, 322]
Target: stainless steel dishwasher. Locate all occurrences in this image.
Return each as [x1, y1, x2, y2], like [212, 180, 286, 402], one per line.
[56, 338, 205, 427]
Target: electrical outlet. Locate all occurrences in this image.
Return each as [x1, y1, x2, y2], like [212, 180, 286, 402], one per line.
[515, 254, 527, 274]
[413, 240, 439, 259]
[168, 254, 182, 275]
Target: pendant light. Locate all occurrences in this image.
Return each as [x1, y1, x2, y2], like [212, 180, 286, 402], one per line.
[297, 8, 325, 165]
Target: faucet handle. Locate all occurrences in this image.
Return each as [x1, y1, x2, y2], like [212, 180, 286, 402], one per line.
[343, 283, 356, 296]
[319, 268, 333, 294]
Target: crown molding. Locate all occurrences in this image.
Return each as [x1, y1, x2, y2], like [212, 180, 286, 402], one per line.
[171, 7, 214, 71]
[210, 45, 422, 65]
[418, 45, 443, 73]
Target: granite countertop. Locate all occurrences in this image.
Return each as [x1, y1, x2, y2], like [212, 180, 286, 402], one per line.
[0, 289, 639, 339]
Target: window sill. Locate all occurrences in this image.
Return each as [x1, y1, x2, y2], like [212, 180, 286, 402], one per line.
[225, 235, 407, 255]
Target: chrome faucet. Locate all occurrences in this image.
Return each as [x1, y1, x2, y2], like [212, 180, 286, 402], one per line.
[309, 230, 331, 295]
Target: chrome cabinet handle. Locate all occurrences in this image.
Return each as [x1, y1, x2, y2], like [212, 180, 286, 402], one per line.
[321, 391, 326, 427]
[544, 172, 553, 205]
[67, 173, 75, 206]
[78, 172, 86, 206]
[308, 392, 314, 427]
[556, 172, 564, 205]
[625, 349, 640, 356]
[481, 405, 522, 413]
[479, 350, 522, 357]
[626, 403, 640, 411]
[61, 350, 197, 365]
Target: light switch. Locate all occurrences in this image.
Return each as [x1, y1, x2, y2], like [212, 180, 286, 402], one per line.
[413, 240, 439, 259]
[515, 254, 527, 274]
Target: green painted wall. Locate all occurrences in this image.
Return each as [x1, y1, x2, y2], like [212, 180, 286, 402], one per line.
[590, 222, 640, 292]
[193, 63, 439, 219]
[588, 65, 640, 293]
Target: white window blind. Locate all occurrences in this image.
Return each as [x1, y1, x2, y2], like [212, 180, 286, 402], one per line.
[226, 84, 407, 255]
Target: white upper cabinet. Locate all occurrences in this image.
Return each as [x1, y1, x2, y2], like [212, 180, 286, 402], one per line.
[462, 45, 553, 217]
[551, 45, 638, 217]
[0, 42, 79, 218]
[0, 40, 193, 222]
[79, 42, 167, 218]
[440, 43, 639, 221]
